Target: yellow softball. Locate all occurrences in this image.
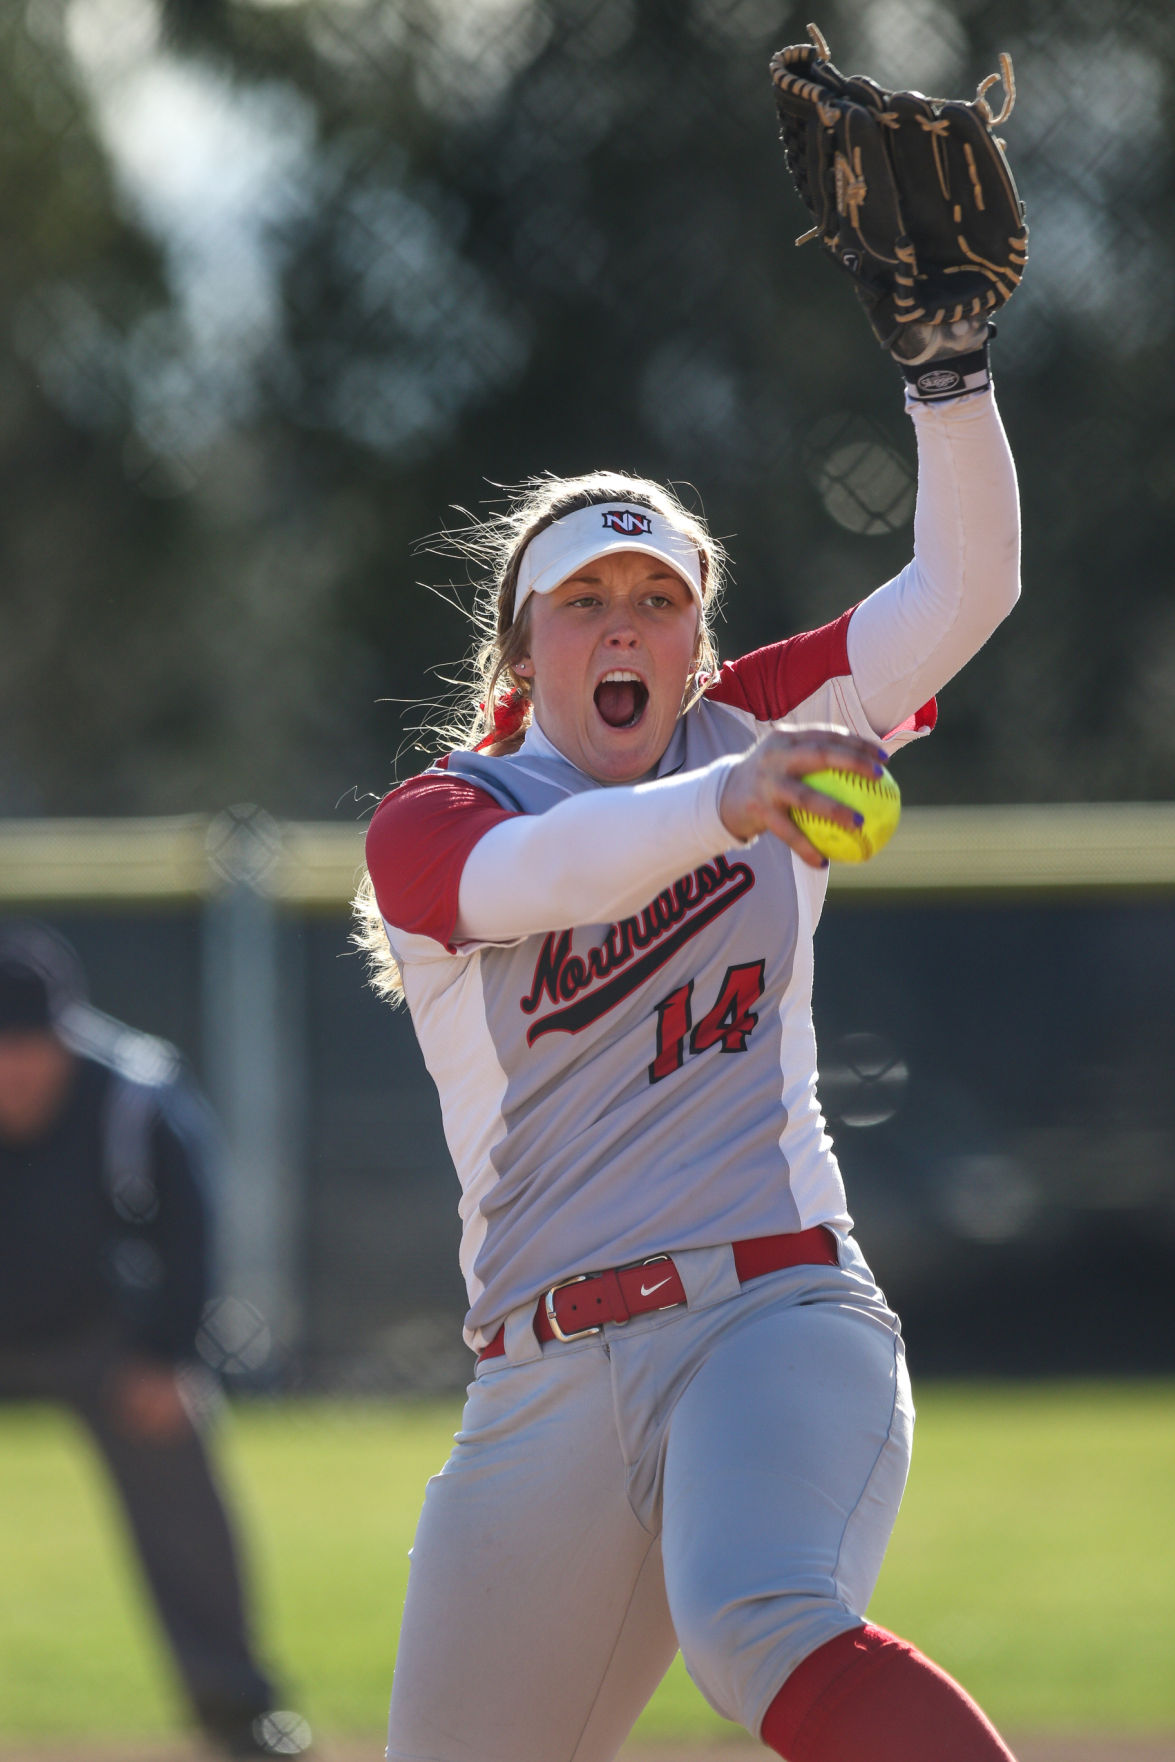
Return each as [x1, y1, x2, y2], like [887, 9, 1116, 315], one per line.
[791, 766, 902, 863]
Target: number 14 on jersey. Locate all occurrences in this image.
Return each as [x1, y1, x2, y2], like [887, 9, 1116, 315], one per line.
[649, 961, 766, 1084]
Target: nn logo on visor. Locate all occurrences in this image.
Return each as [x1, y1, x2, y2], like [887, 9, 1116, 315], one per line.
[601, 508, 653, 535]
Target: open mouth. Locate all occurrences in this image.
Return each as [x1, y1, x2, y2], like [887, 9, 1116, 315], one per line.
[594, 671, 649, 729]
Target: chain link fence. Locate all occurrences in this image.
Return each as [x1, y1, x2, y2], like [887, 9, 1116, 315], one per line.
[3, 0, 1175, 1378]
[6, 801, 1175, 1390]
[4, 18, 1175, 1749]
[2, 0, 1174, 812]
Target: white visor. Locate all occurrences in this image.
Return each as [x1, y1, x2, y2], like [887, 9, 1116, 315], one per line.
[512, 503, 704, 622]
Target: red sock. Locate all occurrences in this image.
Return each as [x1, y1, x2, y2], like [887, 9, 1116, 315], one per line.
[760, 1624, 1017, 1762]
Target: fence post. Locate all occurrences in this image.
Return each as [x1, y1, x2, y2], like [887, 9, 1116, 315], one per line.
[200, 805, 303, 1373]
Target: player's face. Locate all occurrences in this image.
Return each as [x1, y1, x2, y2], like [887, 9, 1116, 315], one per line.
[0, 1031, 75, 1143]
[520, 550, 700, 783]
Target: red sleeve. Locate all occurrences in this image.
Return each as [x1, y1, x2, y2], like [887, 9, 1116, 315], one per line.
[702, 609, 936, 740]
[365, 771, 517, 948]
[703, 610, 855, 721]
[885, 700, 938, 739]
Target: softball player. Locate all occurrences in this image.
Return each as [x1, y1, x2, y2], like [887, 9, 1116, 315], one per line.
[357, 353, 1021, 1760]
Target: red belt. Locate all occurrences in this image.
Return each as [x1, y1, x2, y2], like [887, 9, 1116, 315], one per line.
[477, 1226, 838, 1363]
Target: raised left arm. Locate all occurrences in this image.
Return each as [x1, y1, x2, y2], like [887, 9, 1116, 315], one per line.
[846, 388, 1020, 738]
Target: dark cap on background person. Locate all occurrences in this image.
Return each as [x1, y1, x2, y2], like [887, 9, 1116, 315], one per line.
[0, 922, 87, 1036]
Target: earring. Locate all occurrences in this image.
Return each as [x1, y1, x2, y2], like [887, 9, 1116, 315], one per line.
[513, 660, 532, 676]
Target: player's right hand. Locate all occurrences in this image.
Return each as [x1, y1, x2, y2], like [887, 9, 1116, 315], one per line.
[718, 724, 889, 865]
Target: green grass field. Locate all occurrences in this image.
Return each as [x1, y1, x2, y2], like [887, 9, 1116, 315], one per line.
[0, 1381, 1172, 1744]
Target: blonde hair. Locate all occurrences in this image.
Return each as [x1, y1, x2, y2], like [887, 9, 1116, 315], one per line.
[353, 470, 727, 1004]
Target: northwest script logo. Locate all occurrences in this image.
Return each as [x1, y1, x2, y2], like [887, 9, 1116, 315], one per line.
[520, 854, 755, 1043]
[601, 507, 653, 535]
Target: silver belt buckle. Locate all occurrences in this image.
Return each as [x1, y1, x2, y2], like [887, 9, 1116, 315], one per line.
[543, 1273, 603, 1342]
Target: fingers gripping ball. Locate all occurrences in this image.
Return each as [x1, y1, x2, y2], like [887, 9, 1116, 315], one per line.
[792, 767, 901, 863]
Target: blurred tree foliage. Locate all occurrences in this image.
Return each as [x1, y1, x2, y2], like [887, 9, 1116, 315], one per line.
[2, 0, 1173, 816]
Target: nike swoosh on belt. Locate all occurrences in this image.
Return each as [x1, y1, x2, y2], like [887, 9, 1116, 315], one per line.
[639, 1277, 674, 1297]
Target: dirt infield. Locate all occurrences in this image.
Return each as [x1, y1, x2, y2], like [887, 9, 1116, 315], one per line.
[3, 1738, 1173, 1762]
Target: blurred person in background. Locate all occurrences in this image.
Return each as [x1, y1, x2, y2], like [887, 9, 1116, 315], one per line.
[0, 919, 311, 1760]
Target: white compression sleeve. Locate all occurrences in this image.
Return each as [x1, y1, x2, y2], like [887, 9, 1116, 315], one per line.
[847, 389, 1021, 738]
[454, 754, 745, 944]
[455, 392, 1018, 945]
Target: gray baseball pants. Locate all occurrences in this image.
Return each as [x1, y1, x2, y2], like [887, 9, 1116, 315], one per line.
[386, 1236, 914, 1762]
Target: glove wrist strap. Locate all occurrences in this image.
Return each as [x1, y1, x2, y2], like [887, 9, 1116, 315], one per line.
[898, 340, 991, 403]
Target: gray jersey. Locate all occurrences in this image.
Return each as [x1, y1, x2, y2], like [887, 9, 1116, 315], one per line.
[379, 646, 925, 1350]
